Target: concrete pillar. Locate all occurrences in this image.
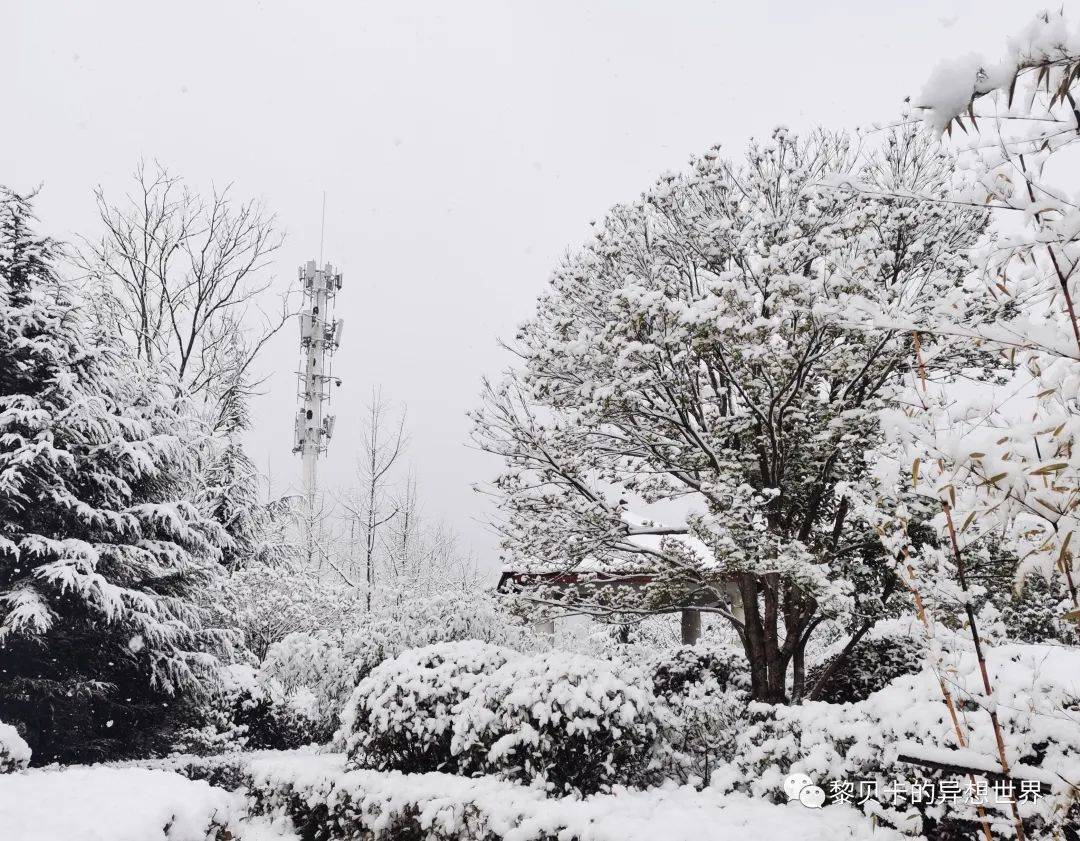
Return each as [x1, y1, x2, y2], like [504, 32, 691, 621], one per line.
[532, 617, 555, 640]
[724, 581, 745, 624]
[680, 608, 701, 645]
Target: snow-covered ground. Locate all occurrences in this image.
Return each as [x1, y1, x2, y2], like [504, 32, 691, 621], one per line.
[0, 751, 900, 841]
[0, 764, 293, 841]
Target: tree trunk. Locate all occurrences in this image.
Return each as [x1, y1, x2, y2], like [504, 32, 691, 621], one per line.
[791, 643, 805, 702]
[680, 608, 701, 645]
[737, 572, 790, 703]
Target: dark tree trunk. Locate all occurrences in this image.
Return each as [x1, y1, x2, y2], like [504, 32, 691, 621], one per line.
[737, 571, 797, 703]
[791, 643, 805, 702]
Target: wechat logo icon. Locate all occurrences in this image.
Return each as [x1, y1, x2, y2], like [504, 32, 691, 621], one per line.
[784, 772, 826, 809]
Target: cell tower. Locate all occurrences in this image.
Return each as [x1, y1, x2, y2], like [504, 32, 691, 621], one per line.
[293, 260, 344, 513]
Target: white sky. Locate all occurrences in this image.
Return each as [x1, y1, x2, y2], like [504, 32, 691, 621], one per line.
[4, 0, 1053, 575]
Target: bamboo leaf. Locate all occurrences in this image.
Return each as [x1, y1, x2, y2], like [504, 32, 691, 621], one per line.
[1031, 462, 1069, 475]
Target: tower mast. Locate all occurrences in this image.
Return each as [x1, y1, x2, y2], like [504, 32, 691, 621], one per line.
[293, 260, 344, 564]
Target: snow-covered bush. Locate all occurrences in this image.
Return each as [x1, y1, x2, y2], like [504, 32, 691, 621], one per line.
[244, 752, 898, 841]
[0, 720, 30, 773]
[806, 630, 925, 704]
[999, 573, 1080, 648]
[374, 591, 534, 654]
[649, 643, 750, 784]
[261, 627, 388, 742]
[173, 664, 319, 755]
[0, 765, 245, 841]
[452, 651, 662, 795]
[212, 559, 365, 661]
[720, 644, 1080, 839]
[341, 641, 516, 774]
[259, 593, 531, 747]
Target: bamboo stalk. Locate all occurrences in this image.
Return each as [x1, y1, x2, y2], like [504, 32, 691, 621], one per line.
[943, 503, 1028, 841]
[892, 542, 996, 841]
[903, 334, 999, 841]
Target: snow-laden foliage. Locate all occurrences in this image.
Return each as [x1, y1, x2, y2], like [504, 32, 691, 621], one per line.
[720, 644, 1080, 839]
[197, 381, 297, 574]
[806, 627, 924, 704]
[216, 563, 529, 669]
[372, 591, 535, 654]
[342, 641, 517, 774]
[999, 572, 1080, 647]
[0, 719, 31, 773]
[212, 558, 365, 661]
[474, 126, 986, 702]
[452, 651, 662, 795]
[244, 752, 900, 841]
[259, 629, 385, 743]
[889, 8, 1080, 614]
[648, 642, 751, 784]
[0, 190, 230, 763]
[248, 591, 535, 745]
[172, 663, 320, 755]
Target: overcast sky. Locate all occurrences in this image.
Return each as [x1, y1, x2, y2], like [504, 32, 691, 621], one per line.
[5, 0, 1053, 575]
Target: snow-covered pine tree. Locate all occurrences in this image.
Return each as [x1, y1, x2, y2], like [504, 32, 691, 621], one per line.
[0, 189, 230, 763]
[199, 356, 296, 571]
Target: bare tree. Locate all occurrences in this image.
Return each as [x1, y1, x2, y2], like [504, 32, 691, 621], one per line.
[334, 394, 482, 607]
[387, 469, 420, 583]
[384, 475, 483, 597]
[78, 160, 290, 422]
[339, 390, 406, 610]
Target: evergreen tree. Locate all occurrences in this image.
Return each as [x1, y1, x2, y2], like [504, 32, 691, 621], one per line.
[0, 189, 229, 762]
[198, 362, 295, 571]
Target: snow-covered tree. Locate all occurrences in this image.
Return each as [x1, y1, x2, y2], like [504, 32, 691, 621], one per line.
[475, 128, 986, 702]
[0, 190, 229, 762]
[197, 361, 297, 572]
[212, 557, 364, 661]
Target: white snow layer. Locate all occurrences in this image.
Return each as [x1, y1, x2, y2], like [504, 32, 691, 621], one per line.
[247, 752, 904, 841]
[0, 765, 294, 841]
[0, 721, 31, 773]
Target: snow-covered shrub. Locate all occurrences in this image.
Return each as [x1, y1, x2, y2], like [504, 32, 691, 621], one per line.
[999, 572, 1080, 647]
[375, 591, 535, 654]
[806, 631, 924, 704]
[453, 651, 662, 795]
[0, 720, 30, 772]
[212, 559, 365, 661]
[244, 751, 897, 841]
[0, 765, 245, 841]
[649, 643, 750, 784]
[253, 593, 531, 749]
[341, 641, 516, 774]
[261, 627, 388, 742]
[173, 664, 319, 754]
[720, 644, 1080, 839]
